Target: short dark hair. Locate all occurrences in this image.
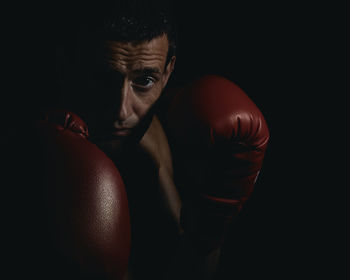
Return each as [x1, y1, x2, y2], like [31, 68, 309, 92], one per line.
[64, 0, 177, 66]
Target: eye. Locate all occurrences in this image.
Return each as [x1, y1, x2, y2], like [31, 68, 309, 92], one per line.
[132, 76, 156, 90]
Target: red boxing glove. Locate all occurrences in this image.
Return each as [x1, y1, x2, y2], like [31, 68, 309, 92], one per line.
[166, 75, 270, 253]
[33, 109, 131, 279]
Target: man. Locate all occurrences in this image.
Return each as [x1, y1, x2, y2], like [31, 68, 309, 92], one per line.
[19, 0, 269, 279]
[55, 1, 193, 279]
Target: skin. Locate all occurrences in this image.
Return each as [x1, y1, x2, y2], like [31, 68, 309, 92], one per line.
[102, 35, 174, 132]
[62, 32, 181, 228]
[82, 34, 176, 154]
[94, 35, 184, 279]
[90, 34, 181, 225]
[64, 33, 220, 279]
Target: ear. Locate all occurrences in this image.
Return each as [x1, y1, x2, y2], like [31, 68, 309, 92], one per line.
[161, 56, 176, 90]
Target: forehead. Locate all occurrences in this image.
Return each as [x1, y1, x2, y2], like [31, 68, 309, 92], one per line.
[98, 34, 169, 72]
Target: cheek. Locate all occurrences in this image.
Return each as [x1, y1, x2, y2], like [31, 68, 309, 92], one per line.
[133, 86, 162, 119]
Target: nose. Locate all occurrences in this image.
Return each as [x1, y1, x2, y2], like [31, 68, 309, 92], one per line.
[116, 79, 133, 124]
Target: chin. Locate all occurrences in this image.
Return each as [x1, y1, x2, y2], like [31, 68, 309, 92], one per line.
[95, 137, 127, 159]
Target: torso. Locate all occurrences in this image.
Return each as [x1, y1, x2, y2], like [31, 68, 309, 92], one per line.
[138, 114, 182, 227]
[122, 115, 183, 279]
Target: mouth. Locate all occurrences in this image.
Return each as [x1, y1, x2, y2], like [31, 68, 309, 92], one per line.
[94, 127, 132, 139]
[110, 128, 132, 136]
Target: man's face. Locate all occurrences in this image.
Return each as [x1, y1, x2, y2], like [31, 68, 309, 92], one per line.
[72, 34, 175, 151]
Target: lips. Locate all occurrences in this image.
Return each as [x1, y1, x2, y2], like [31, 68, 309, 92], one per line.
[111, 128, 132, 136]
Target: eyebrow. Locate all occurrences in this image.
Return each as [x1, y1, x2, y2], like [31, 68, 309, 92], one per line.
[131, 67, 162, 76]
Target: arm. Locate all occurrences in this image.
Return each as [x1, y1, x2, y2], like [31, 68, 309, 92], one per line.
[163, 75, 270, 279]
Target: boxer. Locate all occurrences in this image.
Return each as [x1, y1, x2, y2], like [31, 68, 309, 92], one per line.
[55, 2, 183, 278]
[8, 0, 269, 279]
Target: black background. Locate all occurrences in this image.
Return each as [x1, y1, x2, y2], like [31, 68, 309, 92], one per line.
[3, 0, 343, 278]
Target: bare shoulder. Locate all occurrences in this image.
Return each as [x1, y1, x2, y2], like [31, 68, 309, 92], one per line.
[139, 115, 173, 175]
